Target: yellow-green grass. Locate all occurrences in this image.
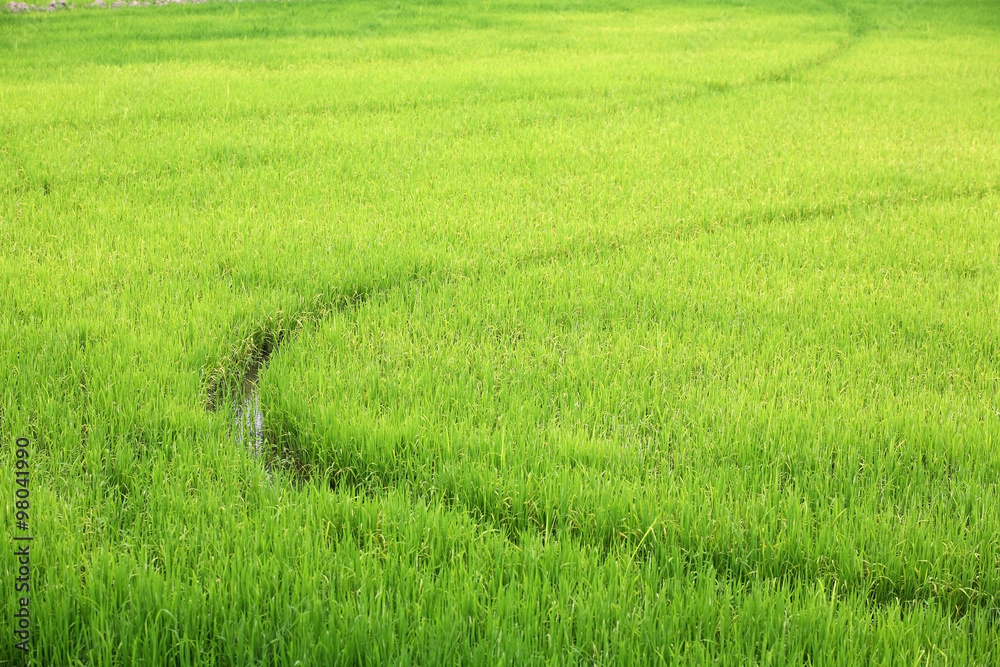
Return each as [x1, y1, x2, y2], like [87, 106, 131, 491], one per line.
[2, 0, 999, 664]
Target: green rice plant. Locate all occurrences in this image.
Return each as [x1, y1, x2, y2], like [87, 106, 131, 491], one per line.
[1, 0, 999, 664]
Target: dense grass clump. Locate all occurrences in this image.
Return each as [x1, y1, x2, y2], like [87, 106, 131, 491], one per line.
[2, 0, 999, 664]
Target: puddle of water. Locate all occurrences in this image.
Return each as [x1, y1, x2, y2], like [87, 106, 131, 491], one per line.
[233, 353, 267, 458]
[232, 356, 275, 483]
[235, 390, 264, 461]
[234, 386, 276, 485]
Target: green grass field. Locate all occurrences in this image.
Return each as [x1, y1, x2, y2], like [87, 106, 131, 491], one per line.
[2, 0, 1000, 663]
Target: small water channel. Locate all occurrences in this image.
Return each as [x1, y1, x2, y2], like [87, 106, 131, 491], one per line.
[232, 358, 271, 478]
[234, 389, 264, 461]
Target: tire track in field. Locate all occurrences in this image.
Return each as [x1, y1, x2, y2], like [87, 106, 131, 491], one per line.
[203, 287, 375, 413]
[202, 275, 411, 477]
[652, 3, 871, 110]
[206, 181, 999, 478]
[264, 405, 1000, 623]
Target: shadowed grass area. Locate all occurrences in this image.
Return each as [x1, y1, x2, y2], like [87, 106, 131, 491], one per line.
[2, 0, 999, 664]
